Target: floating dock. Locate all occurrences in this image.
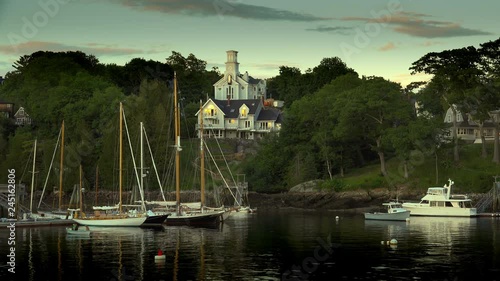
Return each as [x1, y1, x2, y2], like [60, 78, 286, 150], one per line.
[0, 219, 74, 227]
[477, 213, 500, 217]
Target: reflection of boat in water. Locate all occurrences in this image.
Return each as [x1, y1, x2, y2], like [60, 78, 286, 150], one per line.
[408, 216, 476, 236]
[364, 202, 410, 221]
[402, 179, 477, 217]
[407, 216, 476, 260]
[66, 224, 91, 237]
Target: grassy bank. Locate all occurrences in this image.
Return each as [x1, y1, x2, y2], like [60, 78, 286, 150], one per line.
[324, 143, 500, 193]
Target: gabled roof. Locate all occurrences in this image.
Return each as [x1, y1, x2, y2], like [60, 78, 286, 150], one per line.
[257, 107, 281, 122]
[212, 99, 262, 118]
[247, 76, 262, 84]
[14, 107, 29, 117]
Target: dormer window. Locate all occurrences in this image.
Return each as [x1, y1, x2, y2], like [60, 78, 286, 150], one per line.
[241, 108, 247, 118]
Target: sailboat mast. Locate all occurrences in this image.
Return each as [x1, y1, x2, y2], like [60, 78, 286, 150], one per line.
[59, 120, 64, 210]
[140, 122, 144, 200]
[174, 72, 181, 214]
[79, 165, 83, 217]
[95, 165, 99, 205]
[30, 139, 37, 213]
[199, 100, 205, 210]
[119, 102, 123, 214]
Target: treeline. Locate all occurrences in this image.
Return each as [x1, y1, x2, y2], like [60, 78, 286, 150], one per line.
[244, 37, 500, 193]
[0, 50, 220, 194]
[1, 37, 499, 195]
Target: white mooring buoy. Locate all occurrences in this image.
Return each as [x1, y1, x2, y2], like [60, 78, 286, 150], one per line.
[155, 249, 166, 262]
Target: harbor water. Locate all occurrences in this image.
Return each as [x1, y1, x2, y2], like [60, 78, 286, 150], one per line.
[1, 209, 500, 280]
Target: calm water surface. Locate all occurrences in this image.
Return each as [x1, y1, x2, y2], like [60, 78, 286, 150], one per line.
[1, 209, 500, 281]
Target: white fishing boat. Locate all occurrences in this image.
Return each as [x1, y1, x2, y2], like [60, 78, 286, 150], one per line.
[364, 202, 410, 221]
[402, 179, 477, 217]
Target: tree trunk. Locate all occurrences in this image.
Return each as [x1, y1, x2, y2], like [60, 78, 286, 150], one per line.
[435, 151, 439, 185]
[451, 107, 460, 162]
[376, 137, 387, 176]
[326, 158, 333, 180]
[403, 160, 409, 179]
[356, 146, 366, 166]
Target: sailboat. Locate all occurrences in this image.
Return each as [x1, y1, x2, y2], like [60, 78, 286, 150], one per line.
[73, 103, 148, 227]
[137, 121, 170, 227]
[29, 122, 70, 220]
[66, 166, 91, 236]
[165, 72, 225, 227]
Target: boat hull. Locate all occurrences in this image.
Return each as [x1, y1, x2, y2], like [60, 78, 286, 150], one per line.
[141, 214, 170, 227]
[364, 210, 411, 221]
[165, 211, 224, 227]
[73, 216, 147, 227]
[401, 204, 477, 217]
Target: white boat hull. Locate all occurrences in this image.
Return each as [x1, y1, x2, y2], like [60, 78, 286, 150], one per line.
[364, 210, 411, 221]
[73, 217, 147, 227]
[402, 203, 477, 217]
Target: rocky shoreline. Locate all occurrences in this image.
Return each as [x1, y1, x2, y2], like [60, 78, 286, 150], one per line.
[19, 187, 489, 214]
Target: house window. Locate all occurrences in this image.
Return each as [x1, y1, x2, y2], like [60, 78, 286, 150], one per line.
[245, 121, 251, 128]
[241, 108, 247, 117]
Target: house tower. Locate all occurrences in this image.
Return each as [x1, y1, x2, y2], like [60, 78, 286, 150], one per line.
[225, 50, 239, 80]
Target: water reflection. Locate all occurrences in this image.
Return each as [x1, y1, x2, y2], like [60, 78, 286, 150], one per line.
[1, 211, 499, 281]
[407, 217, 477, 265]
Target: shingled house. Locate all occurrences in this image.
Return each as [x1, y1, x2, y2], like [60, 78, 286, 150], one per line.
[196, 50, 283, 140]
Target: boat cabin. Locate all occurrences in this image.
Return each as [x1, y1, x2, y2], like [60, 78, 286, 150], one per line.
[382, 202, 407, 213]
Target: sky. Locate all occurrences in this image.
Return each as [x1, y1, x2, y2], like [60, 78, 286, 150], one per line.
[0, 0, 499, 86]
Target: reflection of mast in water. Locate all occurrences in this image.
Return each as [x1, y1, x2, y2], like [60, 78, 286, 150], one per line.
[198, 230, 205, 281]
[58, 232, 62, 281]
[118, 238, 123, 281]
[173, 229, 180, 281]
[139, 230, 144, 281]
[28, 229, 34, 281]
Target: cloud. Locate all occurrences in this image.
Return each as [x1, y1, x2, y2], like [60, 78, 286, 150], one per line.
[117, 0, 329, 21]
[306, 25, 353, 35]
[340, 11, 492, 38]
[421, 41, 442, 47]
[378, 42, 396, 52]
[0, 41, 159, 56]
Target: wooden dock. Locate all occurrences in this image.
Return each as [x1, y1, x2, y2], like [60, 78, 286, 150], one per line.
[477, 213, 500, 217]
[0, 219, 74, 227]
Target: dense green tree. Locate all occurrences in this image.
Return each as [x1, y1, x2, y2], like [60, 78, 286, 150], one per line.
[333, 76, 413, 176]
[410, 46, 483, 162]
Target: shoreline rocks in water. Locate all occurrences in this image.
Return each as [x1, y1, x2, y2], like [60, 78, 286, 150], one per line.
[16, 187, 489, 215]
